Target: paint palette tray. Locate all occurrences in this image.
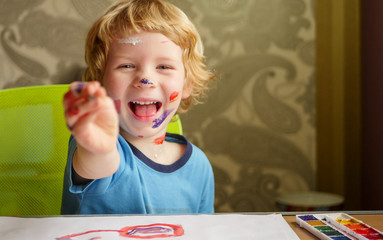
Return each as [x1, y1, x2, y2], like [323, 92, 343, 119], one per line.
[296, 213, 383, 240]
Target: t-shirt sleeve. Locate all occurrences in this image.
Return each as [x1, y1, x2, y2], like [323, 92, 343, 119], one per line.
[66, 136, 124, 195]
[61, 135, 130, 214]
[190, 145, 215, 214]
[198, 161, 215, 213]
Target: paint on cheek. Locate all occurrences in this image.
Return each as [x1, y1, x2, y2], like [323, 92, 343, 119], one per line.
[114, 99, 121, 114]
[169, 91, 179, 103]
[153, 134, 166, 145]
[138, 135, 144, 138]
[152, 109, 174, 128]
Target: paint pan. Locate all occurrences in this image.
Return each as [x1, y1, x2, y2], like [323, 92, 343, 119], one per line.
[325, 213, 383, 240]
[296, 214, 354, 240]
[296, 213, 383, 240]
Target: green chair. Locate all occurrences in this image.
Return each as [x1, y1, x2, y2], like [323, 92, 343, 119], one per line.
[0, 84, 182, 216]
[0, 84, 70, 216]
[166, 113, 183, 135]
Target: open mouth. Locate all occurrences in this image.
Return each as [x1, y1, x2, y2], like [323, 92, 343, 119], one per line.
[129, 100, 162, 118]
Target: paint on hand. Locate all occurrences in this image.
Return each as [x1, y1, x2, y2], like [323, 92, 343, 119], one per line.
[87, 95, 96, 101]
[67, 106, 79, 116]
[153, 134, 166, 145]
[152, 109, 174, 129]
[169, 91, 179, 103]
[64, 91, 75, 101]
[118, 37, 142, 46]
[140, 78, 153, 85]
[114, 99, 121, 114]
[75, 82, 85, 94]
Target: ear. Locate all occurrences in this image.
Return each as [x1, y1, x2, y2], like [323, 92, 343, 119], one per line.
[181, 82, 193, 99]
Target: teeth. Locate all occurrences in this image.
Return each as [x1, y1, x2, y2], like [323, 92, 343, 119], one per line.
[132, 101, 157, 105]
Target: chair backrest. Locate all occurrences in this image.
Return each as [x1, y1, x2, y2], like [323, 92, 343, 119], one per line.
[166, 113, 183, 135]
[0, 84, 182, 216]
[0, 85, 70, 216]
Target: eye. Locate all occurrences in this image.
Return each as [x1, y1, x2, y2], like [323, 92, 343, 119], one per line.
[157, 65, 171, 70]
[119, 64, 135, 69]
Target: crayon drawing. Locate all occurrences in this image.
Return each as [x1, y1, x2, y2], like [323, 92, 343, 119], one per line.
[0, 213, 300, 239]
[56, 223, 184, 240]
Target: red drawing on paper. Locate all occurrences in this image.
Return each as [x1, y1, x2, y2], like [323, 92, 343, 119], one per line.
[56, 223, 184, 240]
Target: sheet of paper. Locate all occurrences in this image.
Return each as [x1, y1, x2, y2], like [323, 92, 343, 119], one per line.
[0, 214, 299, 240]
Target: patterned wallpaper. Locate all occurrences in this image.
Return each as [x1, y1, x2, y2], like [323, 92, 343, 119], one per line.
[0, 0, 316, 212]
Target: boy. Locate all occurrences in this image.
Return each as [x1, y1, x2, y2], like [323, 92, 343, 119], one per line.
[61, 0, 216, 214]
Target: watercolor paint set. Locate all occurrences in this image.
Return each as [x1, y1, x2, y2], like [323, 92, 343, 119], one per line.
[296, 213, 383, 240]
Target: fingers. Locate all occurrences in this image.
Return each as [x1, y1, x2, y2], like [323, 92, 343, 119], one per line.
[63, 81, 109, 130]
[64, 81, 103, 108]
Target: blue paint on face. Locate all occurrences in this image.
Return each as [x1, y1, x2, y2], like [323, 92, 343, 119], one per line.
[140, 78, 153, 85]
[152, 109, 174, 128]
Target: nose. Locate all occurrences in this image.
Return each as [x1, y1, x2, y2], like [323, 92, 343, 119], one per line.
[134, 77, 155, 88]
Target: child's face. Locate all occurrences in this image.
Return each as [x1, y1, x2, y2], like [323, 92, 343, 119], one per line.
[103, 31, 190, 139]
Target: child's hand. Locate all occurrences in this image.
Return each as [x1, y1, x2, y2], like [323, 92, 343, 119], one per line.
[63, 81, 119, 155]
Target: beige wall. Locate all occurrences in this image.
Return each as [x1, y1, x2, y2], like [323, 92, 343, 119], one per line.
[0, 0, 316, 212]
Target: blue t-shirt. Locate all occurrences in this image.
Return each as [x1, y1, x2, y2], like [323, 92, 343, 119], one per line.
[61, 133, 214, 214]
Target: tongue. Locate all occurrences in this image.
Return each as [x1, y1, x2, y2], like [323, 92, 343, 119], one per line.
[134, 104, 157, 117]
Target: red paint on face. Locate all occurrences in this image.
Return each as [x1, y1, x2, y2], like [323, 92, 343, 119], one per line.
[114, 99, 121, 114]
[153, 134, 166, 145]
[169, 91, 179, 103]
[138, 135, 144, 138]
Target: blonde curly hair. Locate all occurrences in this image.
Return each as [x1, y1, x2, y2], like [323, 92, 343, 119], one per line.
[83, 0, 216, 113]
